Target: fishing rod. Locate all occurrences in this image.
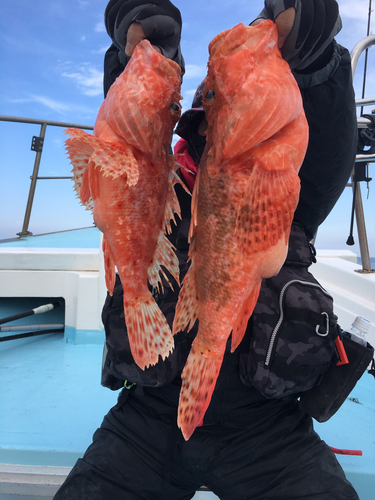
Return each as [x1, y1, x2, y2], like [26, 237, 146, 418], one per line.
[0, 300, 64, 342]
[0, 300, 64, 326]
[0, 300, 63, 325]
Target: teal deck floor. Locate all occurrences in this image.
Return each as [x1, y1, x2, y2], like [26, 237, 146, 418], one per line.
[0, 227, 100, 249]
[0, 333, 119, 466]
[0, 228, 374, 498]
[1, 331, 374, 495]
[0, 334, 375, 479]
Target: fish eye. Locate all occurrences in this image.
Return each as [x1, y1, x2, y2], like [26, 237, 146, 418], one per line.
[170, 102, 181, 115]
[205, 90, 215, 101]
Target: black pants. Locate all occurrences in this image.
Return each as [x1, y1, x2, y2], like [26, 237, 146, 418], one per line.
[54, 353, 359, 500]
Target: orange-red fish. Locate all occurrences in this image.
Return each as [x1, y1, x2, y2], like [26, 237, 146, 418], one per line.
[64, 40, 184, 369]
[173, 21, 309, 440]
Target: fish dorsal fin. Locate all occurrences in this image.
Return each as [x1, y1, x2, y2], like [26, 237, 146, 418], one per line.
[236, 161, 300, 257]
[147, 232, 180, 293]
[163, 156, 189, 234]
[147, 156, 190, 293]
[189, 166, 201, 243]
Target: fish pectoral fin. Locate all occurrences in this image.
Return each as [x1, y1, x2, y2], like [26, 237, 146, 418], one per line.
[80, 159, 102, 204]
[64, 128, 95, 210]
[236, 163, 300, 256]
[148, 232, 180, 292]
[64, 127, 139, 187]
[178, 342, 225, 440]
[91, 145, 139, 186]
[124, 294, 174, 369]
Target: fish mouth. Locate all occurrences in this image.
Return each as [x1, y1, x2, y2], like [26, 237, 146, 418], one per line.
[203, 22, 302, 161]
[103, 39, 182, 155]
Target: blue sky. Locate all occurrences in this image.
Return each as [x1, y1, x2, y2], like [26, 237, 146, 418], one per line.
[0, 0, 374, 256]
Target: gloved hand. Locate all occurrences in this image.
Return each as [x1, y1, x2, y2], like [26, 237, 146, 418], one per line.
[253, 0, 342, 70]
[105, 0, 183, 62]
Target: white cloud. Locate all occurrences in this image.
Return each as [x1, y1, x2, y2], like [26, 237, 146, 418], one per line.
[95, 21, 106, 33]
[184, 64, 207, 79]
[78, 1, 90, 9]
[62, 64, 103, 97]
[10, 94, 97, 117]
[11, 95, 71, 115]
[339, 0, 371, 22]
[92, 45, 109, 55]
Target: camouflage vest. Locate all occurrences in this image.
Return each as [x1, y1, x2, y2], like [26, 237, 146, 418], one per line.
[239, 222, 340, 398]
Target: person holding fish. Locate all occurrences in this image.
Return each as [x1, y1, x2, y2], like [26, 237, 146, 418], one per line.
[55, 1, 359, 499]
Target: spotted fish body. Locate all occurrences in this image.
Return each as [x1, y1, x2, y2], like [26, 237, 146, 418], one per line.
[173, 21, 309, 440]
[64, 40, 183, 369]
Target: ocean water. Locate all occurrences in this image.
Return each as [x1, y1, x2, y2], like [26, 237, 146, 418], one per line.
[358, 256, 375, 269]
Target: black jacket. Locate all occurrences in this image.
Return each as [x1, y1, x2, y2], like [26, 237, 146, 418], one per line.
[100, 4, 357, 390]
[103, 0, 185, 96]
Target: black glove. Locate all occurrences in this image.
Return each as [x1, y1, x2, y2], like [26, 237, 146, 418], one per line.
[254, 0, 342, 70]
[105, 0, 184, 65]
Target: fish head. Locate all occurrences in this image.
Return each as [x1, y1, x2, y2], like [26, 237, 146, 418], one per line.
[103, 40, 182, 156]
[203, 21, 303, 163]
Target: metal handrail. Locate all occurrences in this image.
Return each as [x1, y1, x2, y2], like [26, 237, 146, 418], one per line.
[1, 34, 374, 258]
[350, 35, 375, 272]
[0, 115, 94, 237]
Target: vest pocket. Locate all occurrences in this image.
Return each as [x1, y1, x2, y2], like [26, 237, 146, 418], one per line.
[240, 273, 340, 398]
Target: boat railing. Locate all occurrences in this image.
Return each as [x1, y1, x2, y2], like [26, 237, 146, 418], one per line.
[0, 35, 374, 271]
[0, 115, 94, 239]
[349, 35, 375, 273]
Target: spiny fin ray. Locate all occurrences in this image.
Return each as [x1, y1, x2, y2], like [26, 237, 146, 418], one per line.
[147, 232, 180, 293]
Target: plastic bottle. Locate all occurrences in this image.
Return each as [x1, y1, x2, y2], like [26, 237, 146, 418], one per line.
[342, 316, 371, 346]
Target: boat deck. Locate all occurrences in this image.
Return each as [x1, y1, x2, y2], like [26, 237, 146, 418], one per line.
[0, 329, 374, 499]
[0, 229, 374, 499]
[0, 328, 374, 500]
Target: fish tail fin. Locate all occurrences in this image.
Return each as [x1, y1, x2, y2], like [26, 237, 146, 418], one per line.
[178, 341, 225, 440]
[124, 294, 174, 369]
[231, 282, 262, 352]
[102, 235, 116, 295]
[148, 232, 180, 292]
[172, 259, 198, 334]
